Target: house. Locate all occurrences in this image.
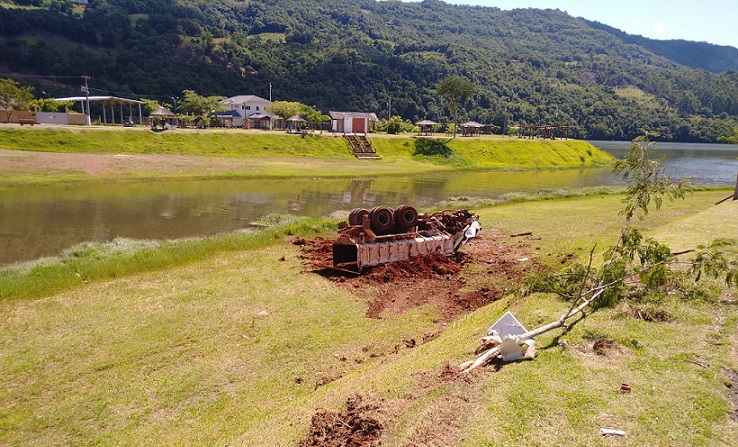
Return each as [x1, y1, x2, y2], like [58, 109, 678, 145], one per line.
[221, 95, 272, 128]
[329, 111, 378, 135]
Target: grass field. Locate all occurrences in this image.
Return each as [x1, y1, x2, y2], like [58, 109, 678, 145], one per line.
[1, 191, 737, 446]
[0, 127, 612, 187]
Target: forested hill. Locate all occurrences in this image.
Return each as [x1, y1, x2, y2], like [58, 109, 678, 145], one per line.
[1, 0, 738, 142]
[584, 20, 738, 74]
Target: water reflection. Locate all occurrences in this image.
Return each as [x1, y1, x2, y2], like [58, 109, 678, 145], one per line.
[1, 141, 737, 267]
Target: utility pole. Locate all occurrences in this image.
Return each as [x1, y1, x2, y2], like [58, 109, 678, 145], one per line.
[387, 96, 391, 120]
[82, 75, 91, 125]
[269, 82, 273, 131]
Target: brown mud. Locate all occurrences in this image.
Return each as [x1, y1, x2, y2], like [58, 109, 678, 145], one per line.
[298, 228, 537, 324]
[296, 228, 540, 446]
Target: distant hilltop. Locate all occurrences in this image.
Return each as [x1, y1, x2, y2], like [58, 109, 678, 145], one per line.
[0, 0, 736, 142]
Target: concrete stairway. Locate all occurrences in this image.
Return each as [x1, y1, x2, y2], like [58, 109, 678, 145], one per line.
[345, 135, 380, 159]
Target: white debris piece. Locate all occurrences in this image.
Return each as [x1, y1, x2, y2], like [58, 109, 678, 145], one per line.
[487, 312, 535, 362]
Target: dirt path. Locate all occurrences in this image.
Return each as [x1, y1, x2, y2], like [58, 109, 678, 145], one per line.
[0, 148, 256, 177]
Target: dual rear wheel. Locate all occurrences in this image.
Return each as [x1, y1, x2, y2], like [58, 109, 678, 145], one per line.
[348, 205, 418, 234]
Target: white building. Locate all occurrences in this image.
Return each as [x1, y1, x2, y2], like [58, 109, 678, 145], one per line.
[329, 111, 378, 135]
[220, 95, 272, 127]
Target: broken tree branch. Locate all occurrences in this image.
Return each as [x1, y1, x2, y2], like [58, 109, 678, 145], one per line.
[510, 231, 533, 238]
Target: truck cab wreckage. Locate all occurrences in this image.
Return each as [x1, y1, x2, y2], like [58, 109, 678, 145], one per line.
[332, 205, 481, 271]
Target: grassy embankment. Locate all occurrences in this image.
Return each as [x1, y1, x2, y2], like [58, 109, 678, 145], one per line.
[0, 128, 612, 186]
[1, 191, 737, 446]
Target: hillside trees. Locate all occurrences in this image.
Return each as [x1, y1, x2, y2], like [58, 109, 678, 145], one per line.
[1, 0, 738, 141]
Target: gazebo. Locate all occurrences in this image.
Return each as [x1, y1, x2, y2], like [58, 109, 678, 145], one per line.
[286, 114, 307, 133]
[149, 107, 177, 128]
[415, 119, 438, 136]
[460, 121, 484, 137]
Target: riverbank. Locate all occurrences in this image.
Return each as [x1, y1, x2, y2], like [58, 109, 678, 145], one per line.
[0, 126, 612, 187]
[1, 191, 736, 446]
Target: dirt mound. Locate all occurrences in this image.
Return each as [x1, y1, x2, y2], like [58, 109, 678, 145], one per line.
[298, 229, 537, 322]
[299, 396, 383, 447]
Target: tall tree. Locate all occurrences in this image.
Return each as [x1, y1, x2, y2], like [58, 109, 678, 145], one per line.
[0, 78, 33, 123]
[269, 101, 302, 120]
[436, 76, 476, 138]
[179, 90, 226, 116]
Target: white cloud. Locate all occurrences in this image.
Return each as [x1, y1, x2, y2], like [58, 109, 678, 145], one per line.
[652, 22, 672, 39]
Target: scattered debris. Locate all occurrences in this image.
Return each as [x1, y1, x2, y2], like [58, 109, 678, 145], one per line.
[621, 302, 672, 322]
[314, 375, 340, 390]
[600, 428, 626, 437]
[460, 312, 538, 374]
[685, 359, 709, 369]
[299, 396, 383, 447]
[510, 231, 533, 238]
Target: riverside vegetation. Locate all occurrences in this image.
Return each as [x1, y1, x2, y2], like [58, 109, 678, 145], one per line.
[1, 128, 737, 446]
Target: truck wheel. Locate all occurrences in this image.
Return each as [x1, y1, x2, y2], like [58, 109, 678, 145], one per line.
[370, 206, 395, 234]
[348, 208, 369, 226]
[394, 205, 418, 231]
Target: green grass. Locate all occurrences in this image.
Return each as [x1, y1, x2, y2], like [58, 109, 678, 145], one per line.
[0, 129, 350, 157]
[1, 192, 736, 446]
[0, 215, 335, 302]
[0, 129, 613, 186]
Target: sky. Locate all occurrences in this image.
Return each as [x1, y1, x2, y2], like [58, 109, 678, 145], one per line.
[440, 0, 737, 48]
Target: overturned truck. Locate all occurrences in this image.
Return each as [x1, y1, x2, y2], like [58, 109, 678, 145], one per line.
[333, 205, 481, 271]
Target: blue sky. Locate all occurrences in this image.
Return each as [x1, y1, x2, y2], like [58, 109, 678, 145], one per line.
[439, 0, 737, 48]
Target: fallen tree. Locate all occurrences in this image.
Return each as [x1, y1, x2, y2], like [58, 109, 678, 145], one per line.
[460, 135, 737, 373]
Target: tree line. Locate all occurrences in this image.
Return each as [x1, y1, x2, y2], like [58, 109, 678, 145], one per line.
[0, 0, 737, 141]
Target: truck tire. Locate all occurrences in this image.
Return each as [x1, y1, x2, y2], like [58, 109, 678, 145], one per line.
[369, 206, 395, 234]
[394, 205, 418, 231]
[348, 208, 369, 226]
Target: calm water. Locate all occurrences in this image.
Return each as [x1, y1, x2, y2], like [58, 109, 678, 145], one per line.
[1, 141, 736, 267]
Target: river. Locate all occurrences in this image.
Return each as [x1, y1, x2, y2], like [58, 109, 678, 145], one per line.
[1, 141, 736, 267]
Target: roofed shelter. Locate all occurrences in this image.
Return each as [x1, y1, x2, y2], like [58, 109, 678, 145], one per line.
[149, 107, 177, 127]
[55, 96, 145, 125]
[329, 111, 378, 135]
[286, 114, 307, 133]
[460, 121, 483, 137]
[415, 119, 437, 136]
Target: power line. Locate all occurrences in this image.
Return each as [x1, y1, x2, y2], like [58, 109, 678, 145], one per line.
[1, 73, 185, 102]
[88, 87, 179, 101]
[0, 73, 87, 80]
